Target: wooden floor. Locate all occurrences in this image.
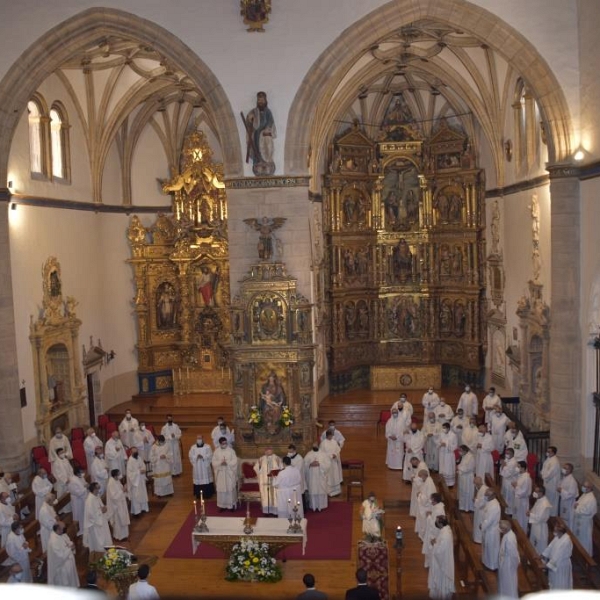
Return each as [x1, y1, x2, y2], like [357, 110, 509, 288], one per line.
[104, 387, 471, 600]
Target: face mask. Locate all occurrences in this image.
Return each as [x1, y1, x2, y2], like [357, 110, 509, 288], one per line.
[465, 387, 470, 392]
[312, 446, 319, 452]
[42, 474, 48, 479]
[141, 426, 146, 431]
[478, 432, 484, 437]
[99, 454, 104, 459]
[429, 418, 435, 423]
[440, 402, 446, 406]
[582, 486, 589, 493]
[392, 413, 398, 418]
[132, 453, 139, 458]
[561, 468, 567, 475]
[435, 522, 443, 529]
[91, 433, 96, 437]
[197, 441, 203, 447]
[533, 492, 539, 499]
[443, 429, 450, 434]
[16, 528, 23, 535]
[489, 392, 494, 396]
[56, 433, 63, 439]
[220, 445, 227, 450]
[13, 572, 23, 581]
[287, 452, 294, 457]
[428, 390, 433, 394]
[126, 416, 131, 420]
[5, 498, 13, 505]
[545, 453, 550, 458]
[118, 475, 123, 480]
[168, 420, 173, 424]
[368, 497, 375, 503]
[411, 429, 417, 434]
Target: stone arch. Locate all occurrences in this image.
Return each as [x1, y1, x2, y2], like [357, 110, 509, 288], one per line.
[0, 7, 243, 186]
[285, 0, 573, 183]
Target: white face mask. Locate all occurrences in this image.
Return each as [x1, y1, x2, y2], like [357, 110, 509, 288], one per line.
[13, 572, 23, 581]
[141, 426, 146, 431]
[56, 433, 63, 439]
[581, 486, 589, 493]
[561, 468, 567, 475]
[287, 452, 294, 457]
[532, 492, 539, 499]
[5, 498, 13, 505]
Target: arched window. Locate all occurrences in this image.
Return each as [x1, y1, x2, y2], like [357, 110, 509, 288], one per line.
[27, 99, 45, 175]
[49, 103, 70, 181]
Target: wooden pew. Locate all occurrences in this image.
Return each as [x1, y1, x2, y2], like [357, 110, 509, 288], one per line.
[549, 515, 598, 587]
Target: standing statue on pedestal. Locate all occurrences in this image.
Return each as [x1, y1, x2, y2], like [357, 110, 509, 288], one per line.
[242, 92, 276, 176]
[244, 216, 286, 261]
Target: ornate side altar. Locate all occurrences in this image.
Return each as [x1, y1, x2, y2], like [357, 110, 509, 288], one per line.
[127, 129, 231, 393]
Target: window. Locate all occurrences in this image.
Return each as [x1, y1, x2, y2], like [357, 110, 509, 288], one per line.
[50, 108, 63, 178]
[27, 99, 44, 175]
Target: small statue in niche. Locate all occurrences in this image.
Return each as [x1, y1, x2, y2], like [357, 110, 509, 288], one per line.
[440, 299, 453, 336]
[454, 301, 466, 337]
[244, 216, 286, 261]
[50, 269, 61, 298]
[393, 239, 413, 283]
[384, 190, 400, 226]
[451, 246, 464, 278]
[259, 371, 286, 435]
[242, 91, 276, 175]
[197, 265, 219, 307]
[156, 282, 178, 329]
[240, 0, 272, 33]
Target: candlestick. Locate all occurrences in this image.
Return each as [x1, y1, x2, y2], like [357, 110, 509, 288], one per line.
[293, 488, 297, 505]
[246, 500, 250, 518]
[193, 500, 197, 516]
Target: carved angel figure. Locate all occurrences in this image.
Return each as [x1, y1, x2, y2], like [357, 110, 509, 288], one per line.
[244, 216, 286, 261]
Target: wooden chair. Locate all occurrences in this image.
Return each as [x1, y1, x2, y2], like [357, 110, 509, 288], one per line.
[346, 480, 364, 502]
[238, 460, 260, 504]
[342, 459, 364, 482]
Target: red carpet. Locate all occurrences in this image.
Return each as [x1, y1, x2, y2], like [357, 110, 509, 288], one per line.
[163, 500, 353, 560]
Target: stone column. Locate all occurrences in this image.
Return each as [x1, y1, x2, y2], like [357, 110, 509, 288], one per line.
[548, 164, 582, 468]
[0, 194, 29, 477]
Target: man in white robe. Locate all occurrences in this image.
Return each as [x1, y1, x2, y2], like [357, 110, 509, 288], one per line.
[47, 521, 79, 587]
[450, 409, 467, 447]
[127, 448, 149, 515]
[211, 421, 235, 449]
[437, 422, 457, 487]
[480, 489, 501, 569]
[150, 435, 174, 497]
[421, 387, 440, 412]
[211, 437, 238, 510]
[427, 516, 455, 600]
[482, 387, 502, 424]
[456, 445, 475, 512]
[304, 443, 330, 511]
[462, 416, 479, 453]
[83, 428, 103, 467]
[106, 469, 130, 541]
[573, 480, 598, 555]
[360, 492, 384, 540]
[457, 385, 478, 418]
[128, 564, 159, 600]
[490, 407, 509, 453]
[498, 520, 519, 598]
[403, 423, 425, 481]
[320, 420, 345, 448]
[504, 424, 528, 462]
[416, 470, 437, 540]
[391, 393, 414, 419]
[475, 425, 494, 479]
[67, 467, 87, 536]
[254, 447, 282, 514]
[53, 448, 74, 512]
[500, 447, 519, 515]
[48, 427, 73, 463]
[39, 492, 58, 552]
[274, 456, 303, 518]
[320, 430, 342, 497]
[5, 521, 32, 583]
[541, 446, 561, 517]
[0, 492, 17, 547]
[90, 446, 109, 495]
[83, 482, 113, 557]
[105, 431, 126, 475]
[422, 413, 441, 472]
[286, 444, 306, 499]
[408, 457, 429, 518]
[422, 493, 445, 567]
[134, 423, 156, 467]
[161, 415, 183, 475]
[385, 407, 409, 470]
[472, 477, 488, 544]
[558, 463, 578, 528]
[118, 409, 139, 449]
[541, 523, 573, 590]
[31, 467, 53, 519]
[528, 484, 552, 554]
[434, 399, 454, 424]
[512, 461, 532, 532]
[188, 435, 214, 499]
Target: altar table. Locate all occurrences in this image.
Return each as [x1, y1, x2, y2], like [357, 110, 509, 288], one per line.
[191, 516, 307, 556]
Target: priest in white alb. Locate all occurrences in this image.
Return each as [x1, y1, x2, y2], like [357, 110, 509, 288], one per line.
[188, 434, 214, 500]
[274, 456, 304, 519]
[48, 427, 73, 463]
[573, 480, 598, 555]
[499, 447, 518, 515]
[39, 492, 58, 552]
[83, 427, 103, 467]
[118, 409, 139, 448]
[150, 435, 174, 497]
[90, 446, 109, 495]
[47, 521, 79, 587]
[541, 523, 573, 590]
[512, 460, 532, 531]
[83, 482, 113, 558]
[437, 422, 457, 487]
[320, 429, 342, 497]
[427, 515, 455, 600]
[472, 477, 488, 544]
[303, 442, 330, 512]
[127, 447, 149, 515]
[134, 422, 156, 466]
[558, 463, 578, 528]
[541, 446, 561, 516]
[5, 521, 32, 583]
[498, 520, 519, 599]
[422, 493, 445, 568]
[528, 484, 552, 554]
[105, 431, 126, 475]
[403, 422, 425, 482]
[53, 447, 74, 511]
[385, 407, 409, 470]
[456, 445, 475, 512]
[161, 414, 183, 476]
[106, 469, 130, 541]
[31, 467, 53, 519]
[360, 491, 384, 540]
[254, 447, 282, 515]
[286, 444, 306, 499]
[480, 488, 501, 570]
[408, 457, 429, 518]
[474, 425, 494, 479]
[415, 470, 437, 540]
[68, 467, 88, 536]
[0, 492, 17, 548]
[211, 436, 238, 511]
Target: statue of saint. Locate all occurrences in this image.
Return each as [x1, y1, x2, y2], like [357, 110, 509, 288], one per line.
[260, 371, 286, 434]
[242, 91, 276, 175]
[244, 216, 286, 261]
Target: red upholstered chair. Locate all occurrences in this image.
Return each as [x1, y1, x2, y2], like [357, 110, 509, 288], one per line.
[454, 448, 461, 461]
[97, 414, 110, 440]
[105, 421, 118, 437]
[145, 424, 157, 437]
[376, 410, 391, 437]
[238, 460, 260, 503]
[37, 457, 52, 476]
[71, 440, 87, 470]
[526, 452, 539, 480]
[31, 446, 49, 474]
[71, 427, 84, 442]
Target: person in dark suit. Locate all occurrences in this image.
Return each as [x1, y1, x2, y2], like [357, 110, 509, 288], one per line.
[345, 568, 380, 600]
[297, 573, 328, 600]
[83, 570, 106, 594]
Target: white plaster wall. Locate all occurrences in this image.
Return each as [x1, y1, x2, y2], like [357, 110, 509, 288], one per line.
[0, 0, 583, 178]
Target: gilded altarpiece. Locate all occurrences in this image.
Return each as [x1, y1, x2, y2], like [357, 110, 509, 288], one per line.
[325, 120, 486, 391]
[127, 130, 231, 394]
[229, 261, 315, 457]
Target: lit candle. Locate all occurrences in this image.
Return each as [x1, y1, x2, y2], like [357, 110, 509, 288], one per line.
[200, 490, 205, 513]
[193, 500, 197, 516]
[288, 498, 291, 518]
[293, 488, 297, 505]
[246, 500, 250, 519]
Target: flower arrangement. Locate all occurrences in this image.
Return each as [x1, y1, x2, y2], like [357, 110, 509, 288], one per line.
[225, 538, 282, 582]
[279, 406, 294, 428]
[94, 547, 132, 580]
[248, 405, 263, 428]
